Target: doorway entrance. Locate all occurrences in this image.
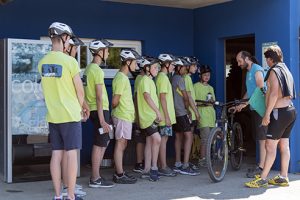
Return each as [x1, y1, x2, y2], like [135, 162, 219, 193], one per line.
[225, 35, 256, 162]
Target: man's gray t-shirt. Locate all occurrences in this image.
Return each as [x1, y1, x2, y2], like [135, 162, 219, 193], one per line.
[171, 74, 188, 117]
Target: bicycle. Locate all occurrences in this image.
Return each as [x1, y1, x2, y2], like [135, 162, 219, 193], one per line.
[196, 99, 247, 182]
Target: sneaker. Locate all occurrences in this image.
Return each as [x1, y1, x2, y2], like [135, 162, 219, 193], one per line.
[65, 195, 84, 200]
[173, 165, 183, 173]
[149, 169, 159, 181]
[268, 175, 289, 186]
[158, 167, 177, 177]
[113, 173, 137, 184]
[140, 171, 150, 179]
[75, 184, 83, 190]
[180, 166, 200, 176]
[124, 172, 137, 181]
[62, 187, 86, 197]
[133, 163, 144, 173]
[89, 177, 115, 188]
[245, 177, 268, 188]
[246, 166, 262, 178]
[189, 162, 201, 172]
[198, 158, 207, 167]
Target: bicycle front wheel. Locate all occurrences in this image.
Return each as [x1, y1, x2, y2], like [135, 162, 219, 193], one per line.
[230, 122, 244, 170]
[206, 127, 228, 182]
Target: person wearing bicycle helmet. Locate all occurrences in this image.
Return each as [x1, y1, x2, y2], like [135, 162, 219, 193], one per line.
[137, 56, 162, 181]
[171, 57, 199, 176]
[84, 39, 115, 189]
[235, 51, 267, 178]
[111, 49, 140, 184]
[155, 53, 177, 177]
[38, 22, 85, 200]
[194, 65, 216, 167]
[61, 35, 87, 198]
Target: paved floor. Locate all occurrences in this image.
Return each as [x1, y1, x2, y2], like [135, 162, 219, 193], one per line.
[1, 163, 300, 200]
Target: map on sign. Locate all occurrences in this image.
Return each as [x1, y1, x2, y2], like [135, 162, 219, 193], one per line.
[10, 41, 51, 135]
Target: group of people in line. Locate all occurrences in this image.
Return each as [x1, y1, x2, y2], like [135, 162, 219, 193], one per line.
[38, 22, 296, 200]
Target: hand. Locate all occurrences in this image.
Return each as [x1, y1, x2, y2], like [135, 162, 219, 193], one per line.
[81, 109, 89, 122]
[262, 114, 270, 126]
[100, 120, 111, 133]
[235, 104, 247, 112]
[165, 116, 171, 127]
[156, 111, 162, 123]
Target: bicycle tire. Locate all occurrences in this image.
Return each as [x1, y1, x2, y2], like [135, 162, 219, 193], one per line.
[206, 127, 228, 182]
[230, 122, 244, 170]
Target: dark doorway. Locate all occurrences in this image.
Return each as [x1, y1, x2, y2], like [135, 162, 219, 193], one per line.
[225, 35, 256, 162]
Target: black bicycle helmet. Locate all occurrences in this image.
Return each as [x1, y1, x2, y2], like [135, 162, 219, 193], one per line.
[199, 64, 211, 74]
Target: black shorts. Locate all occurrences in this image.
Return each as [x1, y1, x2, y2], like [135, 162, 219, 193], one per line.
[141, 122, 159, 137]
[191, 120, 197, 129]
[90, 110, 110, 147]
[251, 110, 267, 140]
[49, 121, 82, 151]
[132, 123, 146, 144]
[267, 105, 297, 140]
[172, 115, 191, 133]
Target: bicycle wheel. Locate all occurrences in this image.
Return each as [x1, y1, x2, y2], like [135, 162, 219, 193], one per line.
[230, 122, 244, 170]
[206, 127, 228, 182]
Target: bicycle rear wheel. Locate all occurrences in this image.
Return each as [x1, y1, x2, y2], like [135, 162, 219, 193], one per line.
[230, 122, 244, 170]
[206, 127, 228, 182]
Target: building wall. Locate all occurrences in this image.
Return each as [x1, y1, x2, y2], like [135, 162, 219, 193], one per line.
[194, 0, 300, 172]
[0, 0, 194, 56]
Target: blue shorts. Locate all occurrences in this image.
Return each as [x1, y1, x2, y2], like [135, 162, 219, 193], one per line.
[49, 121, 82, 151]
[159, 126, 173, 137]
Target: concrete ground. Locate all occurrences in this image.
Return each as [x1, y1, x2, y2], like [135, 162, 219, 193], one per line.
[1, 163, 300, 200]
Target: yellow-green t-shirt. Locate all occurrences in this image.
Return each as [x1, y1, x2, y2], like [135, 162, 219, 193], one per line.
[134, 75, 143, 94]
[156, 72, 176, 126]
[184, 75, 196, 120]
[84, 63, 109, 111]
[194, 82, 216, 128]
[38, 51, 81, 123]
[111, 72, 135, 122]
[137, 75, 159, 129]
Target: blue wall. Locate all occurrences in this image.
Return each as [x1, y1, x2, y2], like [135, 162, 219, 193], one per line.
[194, 0, 300, 172]
[0, 0, 194, 56]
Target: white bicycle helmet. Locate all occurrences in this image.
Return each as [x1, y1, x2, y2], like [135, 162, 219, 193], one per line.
[48, 22, 73, 38]
[138, 56, 159, 69]
[120, 49, 141, 61]
[69, 36, 84, 46]
[158, 53, 175, 63]
[173, 57, 184, 66]
[183, 56, 199, 65]
[89, 39, 113, 54]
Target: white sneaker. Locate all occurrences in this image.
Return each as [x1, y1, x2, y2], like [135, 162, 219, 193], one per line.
[61, 187, 86, 197]
[75, 184, 83, 190]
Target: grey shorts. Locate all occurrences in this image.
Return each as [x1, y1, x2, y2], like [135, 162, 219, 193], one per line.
[49, 121, 82, 151]
[199, 127, 211, 146]
[159, 126, 173, 137]
[90, 110, 110, 147]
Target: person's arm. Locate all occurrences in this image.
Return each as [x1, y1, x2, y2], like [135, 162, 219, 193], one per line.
[255, 70, 264, 88]
[262, 70, 279, 126]
[96, 84, 111, 133]
[181, 90, 191, 115]
[160, 93, 171, 126]
[82, 100, 90, 122]
[134, 93, 140, 126]
[186, 91, 200, 121]
[73, 74, 84, 107]
[112, 94, 121, 109]
[143, 92, 162, 122]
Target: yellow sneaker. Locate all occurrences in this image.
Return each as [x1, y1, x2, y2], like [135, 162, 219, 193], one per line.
[268, 175, 289, 187]
[245, 177, 268, 188]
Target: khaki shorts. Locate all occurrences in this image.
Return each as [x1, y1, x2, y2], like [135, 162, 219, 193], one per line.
[112, 117, 133, 140]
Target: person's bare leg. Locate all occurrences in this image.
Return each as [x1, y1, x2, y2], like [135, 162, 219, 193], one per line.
[66, 149, 78, 200]
[183, 131, 193, 164]
[144, 137, 152, 172]
[114, 138, 127, 174]
[159, 136, 168, 169]
[91, 145, 107, 180]
[62, 150, 68, 187]
[260, 139, 280, 179]
[50, 150, 63, 197]
[258, 140, 266, 168]
[151, 133, 161, 169]
[175, 133, 183, 163]
[136, 143, 145, 163]
[279, 138, 290, 177]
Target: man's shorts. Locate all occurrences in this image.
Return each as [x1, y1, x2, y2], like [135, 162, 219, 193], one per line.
[199, 127, 211, 146]
[112, 117, 133, 140]
[159, 126, 173, 137]
[267, 105, 297, 140]
[141, 121, 159, 137]
[172, 115, 191, 133]
[49, 121, 82, 151]
[90, 110, 110, 147]
[251, 110, 267, 140]
[132, 123, 146, 144]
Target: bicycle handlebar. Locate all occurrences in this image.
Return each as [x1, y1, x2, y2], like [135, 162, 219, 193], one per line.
[196, 99, 249, 107]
